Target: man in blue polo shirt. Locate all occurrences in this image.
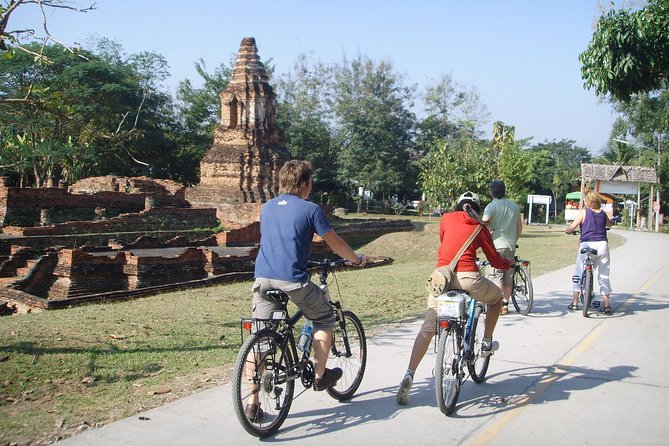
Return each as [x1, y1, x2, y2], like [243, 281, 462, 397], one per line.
[250, 160, 365, 416]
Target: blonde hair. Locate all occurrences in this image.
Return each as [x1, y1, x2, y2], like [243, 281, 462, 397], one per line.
[584, 190, 602, 210]
[279, 160, 312, 195]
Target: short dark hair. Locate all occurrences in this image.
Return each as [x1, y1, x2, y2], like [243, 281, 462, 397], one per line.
[279, 160, 312, 195]
[489, 179, 506, 198]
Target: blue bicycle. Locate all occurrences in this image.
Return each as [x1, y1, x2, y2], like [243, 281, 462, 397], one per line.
[434, 290, 490, 415]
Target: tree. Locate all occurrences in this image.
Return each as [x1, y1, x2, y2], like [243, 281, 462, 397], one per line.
[331, 55, 417, 201]
[1, 0, 96, 61]
[176, 59, 231, 141]
[580, 0, 669, 101]
[528, 139, 591, 218]
[610, 89, 668, 152]
[275, 52, 339, 195]
[596, 141, 639, 165]
[608, 89, 669, 209]
[497, 141, 535, 206]
[0, 42, 186, 186]
[419, 133, 495, 210]
[416, 74, 490, 157]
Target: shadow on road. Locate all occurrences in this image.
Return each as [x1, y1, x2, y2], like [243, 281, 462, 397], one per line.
[453, 364, 637, 418]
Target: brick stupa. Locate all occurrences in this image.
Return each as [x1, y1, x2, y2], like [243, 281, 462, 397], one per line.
[186, 37, 290, 226]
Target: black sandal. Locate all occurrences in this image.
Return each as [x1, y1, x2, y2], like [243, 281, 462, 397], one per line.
[568, 304, 579, 311]
[602, 306, 611, 315]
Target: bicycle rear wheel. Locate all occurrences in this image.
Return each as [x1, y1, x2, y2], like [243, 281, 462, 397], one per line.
[467, 304, 491, 383]
[435, 327, 461, 415]
[511, 265, 534, 315]
[232, 329, 295, 438]
[582, 269, 593, 318]
[327, 310, 367, 401]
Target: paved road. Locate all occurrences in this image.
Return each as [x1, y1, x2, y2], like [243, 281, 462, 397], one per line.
[58, 228, 669, 445]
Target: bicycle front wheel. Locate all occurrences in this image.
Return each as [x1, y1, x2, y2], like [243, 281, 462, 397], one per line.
[467, 304, 490, 383]
[582, 270, 593, 318]
[435, 327, 461, 415]
[232, 329, 295, 438]
[511, 265, 534, 315]
[327, 310, 367, 401]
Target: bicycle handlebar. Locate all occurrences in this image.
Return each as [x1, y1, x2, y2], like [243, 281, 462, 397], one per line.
[306, 258, 348, 269]
[477, 257, 528, 268]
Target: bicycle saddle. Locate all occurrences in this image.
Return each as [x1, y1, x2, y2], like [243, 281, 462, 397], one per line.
[266, 290, 289, 303]
[580, 247, 598, 255]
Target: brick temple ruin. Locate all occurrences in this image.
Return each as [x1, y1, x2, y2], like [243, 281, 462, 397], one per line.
[186, 37, 290, 225]
[0, 37, 411, 314]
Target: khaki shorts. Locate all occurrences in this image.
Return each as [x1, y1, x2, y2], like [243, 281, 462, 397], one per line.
[252, 278, 336, 330]
[419, 271, 502, 335]
[488, 247, 515, 288]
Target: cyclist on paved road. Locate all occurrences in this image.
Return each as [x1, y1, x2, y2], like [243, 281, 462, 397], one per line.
[396, 191, 513, 405]
[249, 160, 367, 418]
[565, 189, 613, 314]
[481, 179, 523, 315]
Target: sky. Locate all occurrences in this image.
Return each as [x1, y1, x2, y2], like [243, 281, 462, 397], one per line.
[9, 0, 621, 154]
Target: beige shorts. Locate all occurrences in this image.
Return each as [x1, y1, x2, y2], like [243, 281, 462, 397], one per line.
[252, 278, 336, 330]
[488, 247, 515, 287]
[419, 271, 502, 335]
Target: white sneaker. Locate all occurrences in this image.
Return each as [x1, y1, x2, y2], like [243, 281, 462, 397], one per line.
[480, 340, 499, 358]
[396, 375, 413, 405]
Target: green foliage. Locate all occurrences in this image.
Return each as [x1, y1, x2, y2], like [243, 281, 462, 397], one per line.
[416, 74, 490, 157]
[580, 0, 669, 100]
[595, 141, 638, 165]
[275, 52, 339, 193]
[0, 44, 142, 185]
[527, 139, 591, 217]
[0, 40, 192, 186]
[176, 58, 231, 139]
[331, 55, 418, 198]
[419, 134, 495, 209]
[498, 142, 534, 205]
[608, 89, 668, 212]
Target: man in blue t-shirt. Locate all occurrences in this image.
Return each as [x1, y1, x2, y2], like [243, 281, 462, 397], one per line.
[250, 160, 366, 412]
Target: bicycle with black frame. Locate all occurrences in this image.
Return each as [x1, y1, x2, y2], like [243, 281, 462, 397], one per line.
[479, 255, 534, 315]
[231, 258, 367, 438]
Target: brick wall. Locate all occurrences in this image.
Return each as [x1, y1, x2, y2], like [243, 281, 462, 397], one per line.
[0, 185, 190, 227]
[216, 222, 260, 246]
[16, 207, 218, 236]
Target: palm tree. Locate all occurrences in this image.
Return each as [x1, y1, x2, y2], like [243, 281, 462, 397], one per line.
[595, 142, 638, 165]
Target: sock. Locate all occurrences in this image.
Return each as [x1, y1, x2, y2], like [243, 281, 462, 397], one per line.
[405, 369, 414, 379]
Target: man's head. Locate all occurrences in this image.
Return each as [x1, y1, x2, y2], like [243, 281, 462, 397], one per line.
[455, 191, 481, 213]
[279, 160, 313, 196]
[489, 179, 505, 198]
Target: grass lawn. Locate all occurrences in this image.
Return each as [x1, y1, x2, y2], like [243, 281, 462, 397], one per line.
[0, 221, 624, 445]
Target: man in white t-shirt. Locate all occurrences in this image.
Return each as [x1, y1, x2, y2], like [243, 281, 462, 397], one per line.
[482, 180, 522, 315]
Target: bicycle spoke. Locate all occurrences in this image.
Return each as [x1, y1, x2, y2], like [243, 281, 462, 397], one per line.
[435, 327, 461, 415]
[327, 311, 367, 401]
[232, 330, 295, 438]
